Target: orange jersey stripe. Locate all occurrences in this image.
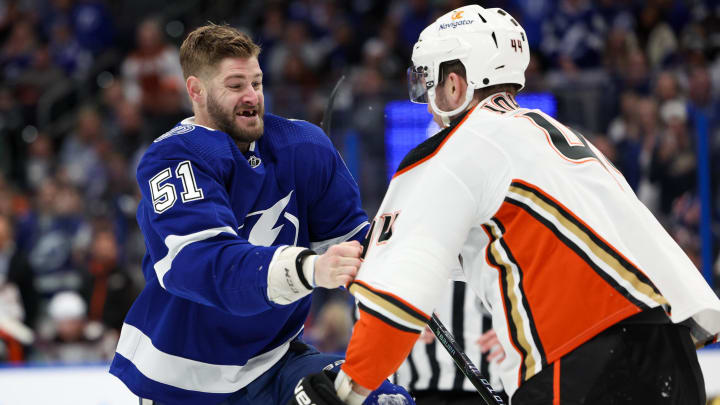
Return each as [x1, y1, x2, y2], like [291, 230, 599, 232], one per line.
[342, 307, 420, 390]
[511, 179, 655, 288]
[494, 199, 642, 362]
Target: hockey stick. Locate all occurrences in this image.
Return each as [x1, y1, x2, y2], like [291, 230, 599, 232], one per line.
[428, 313, 505, 405]
[320, 74, 346, 136]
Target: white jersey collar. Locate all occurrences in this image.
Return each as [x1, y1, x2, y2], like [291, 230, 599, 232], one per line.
[181, 116, 218, 132]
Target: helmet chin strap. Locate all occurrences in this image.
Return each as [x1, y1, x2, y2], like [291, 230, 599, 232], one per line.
[428, 85, 475, 127]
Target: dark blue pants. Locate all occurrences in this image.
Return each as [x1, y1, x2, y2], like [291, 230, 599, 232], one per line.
[141, 340, 413, 405]
[224, 340, 345, 404]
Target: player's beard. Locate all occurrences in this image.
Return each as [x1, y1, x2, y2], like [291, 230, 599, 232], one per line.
[207, 93, 265, 145]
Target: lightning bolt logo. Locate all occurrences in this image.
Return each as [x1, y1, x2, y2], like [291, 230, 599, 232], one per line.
[244, 190, 298, 246]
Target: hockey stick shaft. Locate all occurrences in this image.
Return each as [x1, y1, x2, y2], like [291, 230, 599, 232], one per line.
[428, 313, 505, 405]
[321, 74, 346, 136]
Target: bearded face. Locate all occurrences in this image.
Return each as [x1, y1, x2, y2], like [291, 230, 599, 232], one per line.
[206, 89, 264, 145]
[199, 56, 266, 148]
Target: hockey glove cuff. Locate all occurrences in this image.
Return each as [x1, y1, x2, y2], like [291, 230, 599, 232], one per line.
[267, 246, 316, 305]
[334, 370, 369, 405]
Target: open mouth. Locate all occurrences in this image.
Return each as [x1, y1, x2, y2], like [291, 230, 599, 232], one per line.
[237, 110, 258, 118]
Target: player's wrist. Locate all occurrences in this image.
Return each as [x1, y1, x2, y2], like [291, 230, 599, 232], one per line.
[267, 246, 317, 305]
[350, 381, 372, 397]
[299, 251, 316, 289]
[334, 370, 368, 405]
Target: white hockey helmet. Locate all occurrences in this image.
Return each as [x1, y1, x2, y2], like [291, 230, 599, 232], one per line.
[408, 5, 530, 125]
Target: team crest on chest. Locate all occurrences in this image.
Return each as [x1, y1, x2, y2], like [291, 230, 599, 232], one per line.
[247, 155, 262, 168]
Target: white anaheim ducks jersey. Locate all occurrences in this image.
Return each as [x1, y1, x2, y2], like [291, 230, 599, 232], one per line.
[341, 92, 720, 398]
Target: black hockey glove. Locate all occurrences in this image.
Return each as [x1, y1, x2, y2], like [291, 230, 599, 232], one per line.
[287, 370, 346, 405]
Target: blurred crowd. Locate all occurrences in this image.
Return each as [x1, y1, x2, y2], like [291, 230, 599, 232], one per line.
[0, 0, 718, 364]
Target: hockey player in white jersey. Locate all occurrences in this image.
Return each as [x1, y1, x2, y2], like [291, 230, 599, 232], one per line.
[292, 4, 720, 405]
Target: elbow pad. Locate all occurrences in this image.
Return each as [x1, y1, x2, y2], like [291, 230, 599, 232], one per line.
[267, 246, 316, 305]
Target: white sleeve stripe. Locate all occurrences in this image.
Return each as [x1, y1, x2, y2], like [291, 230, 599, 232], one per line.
[310, 221, 369, 253]
[154, 226, 237, 289]
[354, 293, 425, 332]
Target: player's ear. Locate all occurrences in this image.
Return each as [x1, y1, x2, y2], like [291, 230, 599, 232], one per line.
[186, 76, 205, 105]
[448, 72, 466, 106]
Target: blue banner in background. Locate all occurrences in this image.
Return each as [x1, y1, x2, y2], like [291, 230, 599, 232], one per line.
[384, 93, 558, 180]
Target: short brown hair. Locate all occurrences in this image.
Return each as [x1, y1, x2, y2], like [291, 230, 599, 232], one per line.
[438, 59, 520, 99]
[179, 23, 261, 80]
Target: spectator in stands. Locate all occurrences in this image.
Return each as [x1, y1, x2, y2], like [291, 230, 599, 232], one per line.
[361, 37, 402, 84]
[107, 100, 150, 158]
[269, 51, 316, 121]
[375, 19, 409, 82]
[40, 0, 114, 57]
[47, 20, 92, 79]
[540, 0, 607, 72]
[15, 179, 88, 301]
[636, 3, 679, 70]
[509, 0, 554, 49]
[0, 85, 25, 183]
[654, 71, 684, 107]
[121, 16, 186, 132]
[81, 226, 139, 332]
[59, 105, 107, 199]
[0, 213, 35, 363]
[603, 24, 638, 78]
[0, 20, 37, 82]
[650, 100, 696, 216]
[668, 193, 703, 270]
[608, 91, 639, 143]
[15, 45, 66, 113]
[32, 290, 116, 363]
[24, 134, 55, 195]
[66, 0, 114, 56]
[0, 214, 36, 330]
[609, 93, 644, 191]
[687, 65, 718, 121]
[266, 19, 326, 84]
[0, 175, 16, 219]
[620, 51, 651, 95]
[391, 0, 432, 49]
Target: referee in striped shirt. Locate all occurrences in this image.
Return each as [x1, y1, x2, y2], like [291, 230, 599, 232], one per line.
[393, 280, 508, 404]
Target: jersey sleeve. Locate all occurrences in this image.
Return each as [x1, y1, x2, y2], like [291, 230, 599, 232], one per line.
[302, 130, 369, 252]
[342, 130, 512, 390]
[135, 142, 278, 316]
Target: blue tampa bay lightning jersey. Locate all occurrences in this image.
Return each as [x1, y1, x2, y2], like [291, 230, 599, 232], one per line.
[109, 115, 368, 404]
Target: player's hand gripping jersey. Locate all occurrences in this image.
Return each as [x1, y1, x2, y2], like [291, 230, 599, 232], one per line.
[343, 92, 720, 397]
[110, 115, 367, 404]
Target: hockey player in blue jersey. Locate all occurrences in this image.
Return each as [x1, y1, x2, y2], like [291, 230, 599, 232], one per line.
[109, 24, 413, 405]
